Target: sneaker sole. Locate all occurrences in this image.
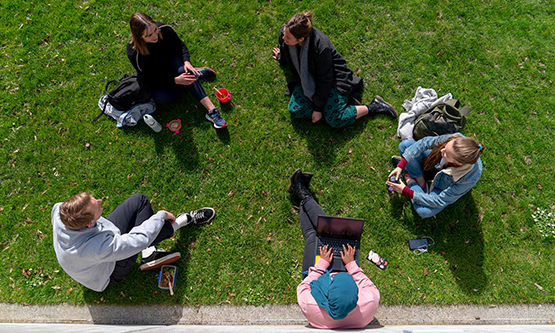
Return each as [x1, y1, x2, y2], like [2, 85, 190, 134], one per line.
[205, 114, 227, 129]
[139, 252, 181, 271]
[193, 207, 216, 225]
[374, 95, 398, 118]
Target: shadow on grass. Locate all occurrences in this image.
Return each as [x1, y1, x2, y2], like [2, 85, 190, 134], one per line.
[290, 115, 369, 166]
[391, 190, 487, 296]
[122, 92, 233, 169]
[83, 225, 205, 324]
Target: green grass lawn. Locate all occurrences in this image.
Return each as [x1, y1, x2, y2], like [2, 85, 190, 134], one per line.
[1, 0, 555, 306]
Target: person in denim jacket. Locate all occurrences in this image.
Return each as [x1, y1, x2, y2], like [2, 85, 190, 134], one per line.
[386, 133, 484, 218]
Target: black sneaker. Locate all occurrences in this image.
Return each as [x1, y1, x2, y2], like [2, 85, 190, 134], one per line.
[391, 155, 402, 167]
[195, 67, 216, 82]
[184, 207, 215, 225]
[139, 250, 181, 271]
[205, 108, 227, 129]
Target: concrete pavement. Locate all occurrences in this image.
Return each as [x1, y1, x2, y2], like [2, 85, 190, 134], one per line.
[1, 324, 555, 333]
[0, 303, 554, 328]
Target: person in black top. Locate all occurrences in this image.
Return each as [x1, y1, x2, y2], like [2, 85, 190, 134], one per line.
[127, 12, 226, 129]
[273, 12, 397, 128]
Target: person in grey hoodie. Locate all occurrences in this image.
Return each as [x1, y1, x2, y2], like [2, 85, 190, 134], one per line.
[51, 192, 215, 292]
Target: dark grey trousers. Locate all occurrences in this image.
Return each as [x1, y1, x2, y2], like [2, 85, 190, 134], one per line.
[106, 193, 174, 286]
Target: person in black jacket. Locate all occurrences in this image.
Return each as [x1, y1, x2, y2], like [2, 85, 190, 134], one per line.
[127, 12, 226, 129]
[273, 12, 397, 128]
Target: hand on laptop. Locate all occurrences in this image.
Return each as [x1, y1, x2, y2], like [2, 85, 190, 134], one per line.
[319, 245, 333, 264]
[341, 244, 355, 264]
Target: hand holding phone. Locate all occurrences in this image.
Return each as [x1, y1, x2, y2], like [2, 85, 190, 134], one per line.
[387, 175, 400, 192]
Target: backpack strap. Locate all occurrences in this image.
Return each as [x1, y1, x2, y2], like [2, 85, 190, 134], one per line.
[458, 104, 471, 117]
[91, 98, 108, 125]
[443, 99, 460, 108]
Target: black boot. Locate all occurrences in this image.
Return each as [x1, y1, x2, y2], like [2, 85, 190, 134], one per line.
[368, 95, 398, 119]
[287, 168, 312, 202]
[302, 172, 313, 187]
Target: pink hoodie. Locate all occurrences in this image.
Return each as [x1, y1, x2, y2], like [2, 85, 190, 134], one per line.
[297, 259, 380, 329]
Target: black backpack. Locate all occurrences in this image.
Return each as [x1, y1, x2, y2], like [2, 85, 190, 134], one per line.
[413, 99, 471, 140]
[92, 73, 152, 124]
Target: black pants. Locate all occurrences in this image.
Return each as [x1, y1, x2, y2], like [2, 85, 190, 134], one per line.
[107, 193, 174, 286]
[300, 196, 328, 279]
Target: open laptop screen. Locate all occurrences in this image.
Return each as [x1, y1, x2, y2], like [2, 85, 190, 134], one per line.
[316, 215, 364, 240]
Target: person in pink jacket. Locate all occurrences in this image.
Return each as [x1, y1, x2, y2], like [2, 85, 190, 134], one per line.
[288, 168, 380, 329]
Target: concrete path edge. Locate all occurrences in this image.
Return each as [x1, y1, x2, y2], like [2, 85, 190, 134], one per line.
[0, 304, 554, 325]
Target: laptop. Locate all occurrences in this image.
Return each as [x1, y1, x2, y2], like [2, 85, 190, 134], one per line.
[314, 215, 365, 272]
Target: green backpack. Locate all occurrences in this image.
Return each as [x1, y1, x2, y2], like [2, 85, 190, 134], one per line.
[413, 99, 471, 140]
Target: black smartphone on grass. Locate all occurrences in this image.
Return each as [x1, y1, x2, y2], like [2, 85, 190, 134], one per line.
[409, 238, 429, 250]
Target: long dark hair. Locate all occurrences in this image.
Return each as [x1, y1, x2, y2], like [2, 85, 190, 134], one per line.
[129, 12, 162, 55]
[423, 135, 484, 170]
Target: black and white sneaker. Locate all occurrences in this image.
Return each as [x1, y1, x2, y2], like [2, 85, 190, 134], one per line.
[176, 207, 215, 227]
[139, 250, 181, 271]
[205, 108, 227, 129]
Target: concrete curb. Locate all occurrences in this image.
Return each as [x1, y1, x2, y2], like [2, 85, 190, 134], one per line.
[0, 304, 554, 325]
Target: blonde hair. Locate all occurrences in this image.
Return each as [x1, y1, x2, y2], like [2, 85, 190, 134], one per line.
[129, 12, 162, 55]
[59, 192, 95, 230]
[423, 135, 483, 171]
[285, 11, 314, 40]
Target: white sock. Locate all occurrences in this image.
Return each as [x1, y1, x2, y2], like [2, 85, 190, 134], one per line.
[142, 246, 156, 258]
[172, 213, 191, 232]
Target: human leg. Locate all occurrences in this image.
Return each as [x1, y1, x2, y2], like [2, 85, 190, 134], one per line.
[398, 140, 429, 188]
[321, 89, 357, 128]
[408, 183, 445, 218]
[300, 196, 327, 279]
[366, 96, 398, 119]
[106, 194, 175, 281]
[288, 85, 313, 119]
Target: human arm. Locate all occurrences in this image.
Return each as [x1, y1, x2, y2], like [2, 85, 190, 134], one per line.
[91, 211, 168, 262]
[162, 211, 176, 223]
[341, 244, 355, 264]
[272, 47, 281, 61]
[412, 169, 480, 208]
[274, 26, 287, 66]
[297, 246, 332, 308]
[310, 40, 334, 113]
[345, 260, 380, 320]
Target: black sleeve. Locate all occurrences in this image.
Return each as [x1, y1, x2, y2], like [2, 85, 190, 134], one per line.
[126, 43, 140, 73]
[160, 24, 191, 64]
[311, 40, 334, 112]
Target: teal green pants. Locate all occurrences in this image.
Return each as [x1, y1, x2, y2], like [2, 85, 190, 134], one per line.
[288, 85, 357, 128]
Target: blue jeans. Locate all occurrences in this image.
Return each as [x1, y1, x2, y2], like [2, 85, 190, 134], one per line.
[399, 140, 444, 218]
[152, 56, 208, 105]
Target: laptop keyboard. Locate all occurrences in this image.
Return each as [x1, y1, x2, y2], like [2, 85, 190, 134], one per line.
[318, 238, 358, 256]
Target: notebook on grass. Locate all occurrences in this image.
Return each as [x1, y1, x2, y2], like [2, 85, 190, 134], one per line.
[314, 215, 364, 272]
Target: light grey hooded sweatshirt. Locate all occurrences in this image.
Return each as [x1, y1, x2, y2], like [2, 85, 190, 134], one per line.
[51, 203, 166, 292]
